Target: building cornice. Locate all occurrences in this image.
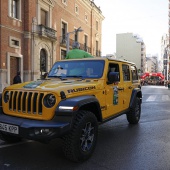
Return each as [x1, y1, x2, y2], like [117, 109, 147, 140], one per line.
[82, 0, 105, 20]
[40, 0, 55, 7]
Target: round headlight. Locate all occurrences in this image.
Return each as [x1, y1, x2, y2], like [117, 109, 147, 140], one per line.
[4, 91, 10, 103]
[44, 94, 56, 108]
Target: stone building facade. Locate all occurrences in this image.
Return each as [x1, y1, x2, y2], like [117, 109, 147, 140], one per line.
[0, 0, 104, 92]
[116, 33, 146, 74]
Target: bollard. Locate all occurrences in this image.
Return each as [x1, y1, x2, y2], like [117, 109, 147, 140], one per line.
[168, 83, 170, 89]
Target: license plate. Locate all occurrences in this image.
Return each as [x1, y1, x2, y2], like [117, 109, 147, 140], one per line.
[0, 122, 19, 134]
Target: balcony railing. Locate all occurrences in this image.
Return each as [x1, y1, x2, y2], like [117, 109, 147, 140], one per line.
[38, 25, 57, 40]
[59, 36, 67, 45]
[83, 45, 91, 53]
[59, 36, 74, 47]
[79, 43, 91, 53]
[59, 36, 91, 53]
[96, 50, 101, 57]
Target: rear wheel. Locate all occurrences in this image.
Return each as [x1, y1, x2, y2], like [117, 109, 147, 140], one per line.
[127, 97, 141, 124]
[63, 110, 98, 162]
[0, 132, 22, 143]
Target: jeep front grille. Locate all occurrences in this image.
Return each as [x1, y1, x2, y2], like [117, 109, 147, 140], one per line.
[8, 91, 44, 115]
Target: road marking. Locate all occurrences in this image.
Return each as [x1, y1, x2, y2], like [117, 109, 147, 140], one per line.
[162, 95, 170, 101]
[145, 94, 170, 102]
[0, 140, 33, 149]
[146, 95, 156, 101]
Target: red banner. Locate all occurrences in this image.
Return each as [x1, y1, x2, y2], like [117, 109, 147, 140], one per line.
[140, 72, 164, 80]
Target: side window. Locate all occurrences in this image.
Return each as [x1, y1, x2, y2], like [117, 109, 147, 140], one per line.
[84, 34, 88, 52]
[108, 63, 120, 81]
[62, 0, 67, 5]
[41, 9, 47, 26]
[61, 49, 67, 60]
[96, 20, 99, 31]
[40, 49, 47, 72]
[75, 4, 79, 14]
[131, 66, 138, 81]
[9, 0, 21, 20]
[61, 22, 67, 42]
[122, 64, 130, 81]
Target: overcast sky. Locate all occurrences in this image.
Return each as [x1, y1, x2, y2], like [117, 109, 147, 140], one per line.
[94, 0, 168, 57]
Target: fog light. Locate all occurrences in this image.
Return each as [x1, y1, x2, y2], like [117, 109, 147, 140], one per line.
[40, 128, 50, 134]
[34, 128, 52, 136]
[34, 129, 40, 135]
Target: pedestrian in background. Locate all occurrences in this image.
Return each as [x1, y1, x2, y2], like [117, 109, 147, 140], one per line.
[13, 71, 22, 84]
[43, 72, 48, 79]
[66, 41, 93, 59]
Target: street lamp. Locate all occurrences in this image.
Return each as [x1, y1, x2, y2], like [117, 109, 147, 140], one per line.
[66, 27, 83, 54]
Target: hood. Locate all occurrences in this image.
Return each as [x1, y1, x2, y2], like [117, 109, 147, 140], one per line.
[7, 79, 103, 96]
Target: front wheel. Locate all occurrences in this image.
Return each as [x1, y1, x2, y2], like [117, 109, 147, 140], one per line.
[63, 110, 98, 162]
[126, 97, 141, 124]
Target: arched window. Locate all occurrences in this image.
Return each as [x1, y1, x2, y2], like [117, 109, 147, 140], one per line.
[40, 49, 47, 72]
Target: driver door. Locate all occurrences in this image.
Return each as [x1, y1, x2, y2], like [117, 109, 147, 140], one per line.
[104, 62, 124, 119]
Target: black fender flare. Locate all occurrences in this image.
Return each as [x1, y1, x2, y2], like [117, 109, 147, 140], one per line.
[55, 95, 102, 122]
[129, 88, 142, 108]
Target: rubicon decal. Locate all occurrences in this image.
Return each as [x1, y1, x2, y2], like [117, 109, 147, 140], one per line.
[67, 86, 96, 93]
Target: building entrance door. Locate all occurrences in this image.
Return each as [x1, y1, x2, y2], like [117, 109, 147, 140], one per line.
[10, 57, 19, 85]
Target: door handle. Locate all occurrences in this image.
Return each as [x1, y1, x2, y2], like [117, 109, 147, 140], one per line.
[128, 86, 133, 89]
[118, 87, 124, 91]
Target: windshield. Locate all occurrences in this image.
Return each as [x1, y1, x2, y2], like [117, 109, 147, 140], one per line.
[48, 60, 105, 79]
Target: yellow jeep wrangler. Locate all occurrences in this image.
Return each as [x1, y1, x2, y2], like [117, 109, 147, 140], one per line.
[0, 57, 142, 162]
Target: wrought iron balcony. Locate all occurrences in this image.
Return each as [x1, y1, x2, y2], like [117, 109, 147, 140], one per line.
[83, 45, 91, 53]
[59, 36, 67, 46]
[38, 24, 57, 40]
[59, 35, 91, 53]
[96, 50, 101, 57]
[79, 43, 91, 53]
[59, 36, 74, 48]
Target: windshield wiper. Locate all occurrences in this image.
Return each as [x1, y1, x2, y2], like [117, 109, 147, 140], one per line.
[66, 75, 83, 78]
[65, 75, 85, 79]
[47, 76, 67, 80]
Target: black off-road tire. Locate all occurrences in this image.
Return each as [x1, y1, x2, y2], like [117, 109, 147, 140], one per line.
[63, 110, 98, 162]
[0, 132, 22, 143]
[126, 97, 141, 124]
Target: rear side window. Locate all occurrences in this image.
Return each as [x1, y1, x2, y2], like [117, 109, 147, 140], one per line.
[131, 65, 138, 81]
[122, 64, 130, 81]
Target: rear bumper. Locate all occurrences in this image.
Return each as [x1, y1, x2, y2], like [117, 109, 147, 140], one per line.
[0, 112, 72, 142]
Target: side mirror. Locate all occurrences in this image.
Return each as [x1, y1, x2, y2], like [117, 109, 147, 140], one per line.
[107, 72, 119, 84]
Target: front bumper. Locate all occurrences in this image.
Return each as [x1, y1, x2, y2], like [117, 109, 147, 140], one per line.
[0, 111, 72, 142]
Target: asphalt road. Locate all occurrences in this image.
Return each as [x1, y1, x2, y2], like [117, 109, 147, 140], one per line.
[0, 85, 170, 170]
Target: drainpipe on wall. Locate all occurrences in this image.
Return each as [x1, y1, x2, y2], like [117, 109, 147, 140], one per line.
[32, 17, 37, 81]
